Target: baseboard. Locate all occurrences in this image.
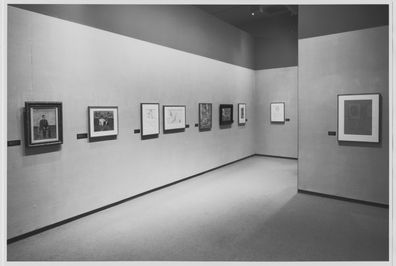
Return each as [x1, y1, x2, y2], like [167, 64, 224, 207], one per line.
[298, 189, 389, 208]
[7, 154, 255, 245]
[255, 153, 298, 160]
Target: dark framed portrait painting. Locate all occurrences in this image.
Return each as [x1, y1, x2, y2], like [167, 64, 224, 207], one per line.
[88, 106, 119, 141]
[24, 102, 63, 147]
[219, 104, 233, 125]
[199, 103, 212, 131]
[337, 93, 380, 143]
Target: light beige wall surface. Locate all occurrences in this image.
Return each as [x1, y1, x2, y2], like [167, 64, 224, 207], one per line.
[254, 66, 298, 158]
[7, 7, 256, 238]
[298, 26, 389, 204]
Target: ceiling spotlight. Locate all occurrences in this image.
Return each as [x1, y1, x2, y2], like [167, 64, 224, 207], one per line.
[251, 12, 255, 16]
[250, 5, 263, 16]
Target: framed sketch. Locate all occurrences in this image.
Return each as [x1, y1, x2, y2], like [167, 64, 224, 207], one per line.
[219, 104, 233, 125]
[163, 105, 186, 133]
[88, 106, 119, 141]
[141, 103, 160, 139]
[270, 102, 285, 123]
[238, 103, 247, 125]
[199, 103, 212, 131]
[337, 93, 380, 143]
[24, 102, 63, 147]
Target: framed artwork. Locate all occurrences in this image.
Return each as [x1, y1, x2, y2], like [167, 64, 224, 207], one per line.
[337, 93, 380, 143]
[199, 103, 212, 131]
[163, 105, 186, 133]
[141, 103, 160, 139]
[88, 106, 119, 141]
[238, 103, 247, 125]
[270, 102, 285, 123]
[24, 102, 63, 147]
[219, 104, 233, 125]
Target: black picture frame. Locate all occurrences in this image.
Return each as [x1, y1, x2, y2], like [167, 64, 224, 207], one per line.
[24, 101, 63, 147]
[88, 106, 119, 142]
[238, 103, 247, 125]
[199, 103, 212, 131]
[337, 93, 381, 143]
[163, 105, 186, 134]
[270, 102, 285, 123]
[140, 103, 160, 140]
[219, 104, 233, 125]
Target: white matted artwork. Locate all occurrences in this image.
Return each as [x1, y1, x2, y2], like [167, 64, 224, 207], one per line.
[163, 105, 186, 133]
[141, 103, 160, 138]
[270, 102, 285, 123]
[337, 93, 380, 143]
[238, 103, 247, 125]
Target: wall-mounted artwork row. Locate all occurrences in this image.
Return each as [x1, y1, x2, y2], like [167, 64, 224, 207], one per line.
[337, 93, 380, 143]
[141, 103, 160, 139]
[238, 103, 246, 125]
[219, 104, 233, 125]
[199, 103, 212, 131]
[88, 106, 119, 141]
[24, 102, 63, 147]
[270, 102, 285, 123]
[163, 105, 186, 133]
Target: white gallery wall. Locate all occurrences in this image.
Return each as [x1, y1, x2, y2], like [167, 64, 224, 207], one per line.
[254, 66, 298, 158]
[298, 26, 389, 204]
[7, 7, 256, 238]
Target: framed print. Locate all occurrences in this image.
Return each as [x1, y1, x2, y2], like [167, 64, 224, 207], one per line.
[219, 104, 233, 125]
[337, 93, 380, 143]
[163, 105, 186, 133]
[238, 103, 247, 125]
[24, 102, 63, 147]
[141, 103, 160, 139]
[88, 106, 118, 141]
[199, 103, 212, 131]
[270, 102, 285, 123]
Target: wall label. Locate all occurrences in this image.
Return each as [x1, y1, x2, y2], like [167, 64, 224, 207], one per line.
[7, 140, 21, 146]
[76, 133, 88, 139]
[134, 129, 141, 134]
[328, 131, 336, 136]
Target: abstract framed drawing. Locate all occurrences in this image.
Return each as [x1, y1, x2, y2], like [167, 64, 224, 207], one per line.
[219, 104, 233, 125]
[337, 93, 380, 143]
[163, 105, 186, 133]
[238, 103, 247, 125]
[88, 106, 119, 141]
[141, 103, 160, 139]
[270, 102, 285, 123]
[24, 101, 63, 147]
[199, 103, 212, 131]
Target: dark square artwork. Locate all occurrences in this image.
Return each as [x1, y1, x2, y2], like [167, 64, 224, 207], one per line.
[199, 103, 212, 131]
[344, 100, 372, 135]
[93, 111, 115, 132]
[222, 108, 231, 121]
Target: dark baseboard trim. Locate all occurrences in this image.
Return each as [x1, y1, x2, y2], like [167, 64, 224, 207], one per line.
[7, 154, 255, 245]
[255, 154, 298, 160]
[298, 189, 389, 208]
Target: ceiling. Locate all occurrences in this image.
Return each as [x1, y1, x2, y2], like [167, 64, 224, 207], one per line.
[196, 5, 298, 31]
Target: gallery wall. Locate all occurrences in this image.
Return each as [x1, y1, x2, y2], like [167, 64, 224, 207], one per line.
[298, 5, 389, 204]
[254, 67, 298, 158]
[7, 6, 255, 238]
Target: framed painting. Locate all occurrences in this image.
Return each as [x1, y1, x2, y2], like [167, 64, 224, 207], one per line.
[270, 102, 285, 123]
[141, 103, 160, 139]
[24, 102, 63, 147]
[88, 106, 119, 141]
[238, 103, 247, 125]
[219, 104, 233, 125]
[337, 93, 380, 143]
[163, 105, 186, 133]
[199, 103, 212, 131]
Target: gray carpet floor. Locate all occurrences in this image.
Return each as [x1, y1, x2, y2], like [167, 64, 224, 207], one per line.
[7, 156, 389, 261]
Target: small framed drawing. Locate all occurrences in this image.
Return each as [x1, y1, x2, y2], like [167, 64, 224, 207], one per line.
[337, 93, 380, 143]
[24, 102, 63, 147]
[88, 106, 119, 141]
[238, 103, 247, 125]
[270, 102, 285, 123]
[219, 104, 233, 125]
[163, 105, 186, 133]
[199, 103, 212, 131]
[141, 103, 160, 139]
